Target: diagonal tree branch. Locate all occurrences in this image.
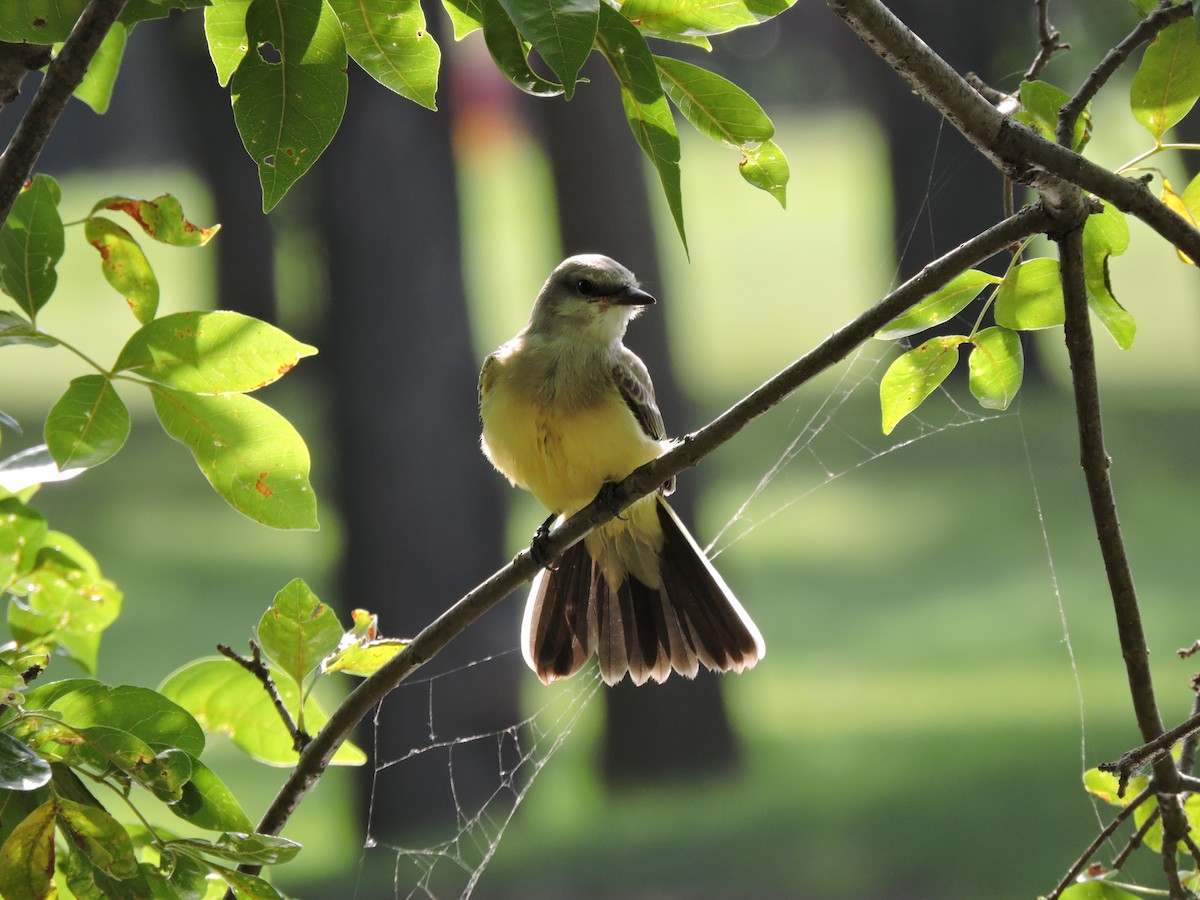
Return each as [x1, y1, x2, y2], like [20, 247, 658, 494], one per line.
[0, 0, 129, 228]
[235, 203, 1053, 870]
[826, 0, 1200, 260]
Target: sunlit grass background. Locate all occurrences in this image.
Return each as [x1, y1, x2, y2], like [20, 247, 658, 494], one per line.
[3, 82, 1200, 899]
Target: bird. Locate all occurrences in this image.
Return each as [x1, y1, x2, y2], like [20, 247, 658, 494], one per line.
[478, 253, 765, 686]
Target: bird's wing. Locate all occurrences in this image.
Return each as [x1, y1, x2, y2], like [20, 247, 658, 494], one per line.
[612, 348, 665, 441]
[612, 348, 676, 494]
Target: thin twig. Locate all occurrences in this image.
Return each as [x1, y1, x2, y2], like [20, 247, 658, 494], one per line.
[1112, 803, 1159, 871]
[1178, 639, 1200, 660]
[0, 0, 129, 228]
[1178, 690, 1200, 775]
[1100, 709, 1200, 792]
[230, 203, 1054, 879]
[1024, 0, 1070, 83]
[217, 642, 311, 752]
[1046, 783, 1154, 900]
[1056, 0, 1190, 147]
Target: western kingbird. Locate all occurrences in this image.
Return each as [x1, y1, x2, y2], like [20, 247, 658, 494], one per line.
[478, 254, 765, 686]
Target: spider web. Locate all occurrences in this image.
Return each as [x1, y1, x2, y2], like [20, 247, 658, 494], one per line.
[349, 334, 1084, 899]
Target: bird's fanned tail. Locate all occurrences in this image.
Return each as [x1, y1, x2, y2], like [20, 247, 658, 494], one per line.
[522, 497, 765, 686]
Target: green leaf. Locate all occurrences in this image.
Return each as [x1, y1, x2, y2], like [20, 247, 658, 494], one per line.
[40, 530, 101, 578]
[736, 138, 788, 208]
[170, 756, 254, 832]
[618, 0, 794, 41]
[496, 0, 596, 99]
[322, 608, 407, 676]
[56, 798, 139, 880]
[876, 269, 1002, 340]
[655, 57, 773, 145]
[0, 173, 64, 318]
[61, 841, 156, 900]
[159, 658, 366, 766]
[1131, 18, 1200, 141]
[968, 326, 1023, 410]
[83, 216, 159, 323]
[1059, 881, 1143, 900]
[119, 0, 210, 29]
[329, 0, 441, 109]
[24, 680, 206, 756]
[73, 725, 167, 784]
[257, 578, 343, 687]
[479, 0, 564, 97]
[879, 336, 964, 435]
[45, 375, 131, 471]
[1014, 79, 1089, 150]
[230, 0, 349, 212]
[1082, 201, 1135, 349]
[0, 733, 51, 791]
[0, 497, 46, 591]
[115, 311, 317, 394]
[91, 194, 219, 247]
[71, 22, 128, 114]
[140, 852, 209, 900]
[0, 311, 54, 348]
[170, 832, 302, 866]
[206, 861, 287, 899]
[0, 799, 55, 900]
[8, 555, 122, 674]
[596, 4, 685, 250]
[150, 387, 319, 530]
[0, 1, 85, 41]
[205, 0, 252, 86]
[441, 0, 484, 39]
[993, 257, 1064, 330]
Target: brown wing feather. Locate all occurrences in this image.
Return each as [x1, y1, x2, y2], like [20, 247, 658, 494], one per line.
[612, 348, 675, 495]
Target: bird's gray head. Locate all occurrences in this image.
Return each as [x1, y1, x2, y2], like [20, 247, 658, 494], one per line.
[526, 254, 656, 342]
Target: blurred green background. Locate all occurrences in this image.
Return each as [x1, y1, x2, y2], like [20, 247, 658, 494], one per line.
[4, 5, 1200, 898]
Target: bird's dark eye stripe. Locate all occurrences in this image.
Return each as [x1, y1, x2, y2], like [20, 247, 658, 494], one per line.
[576, 279, 595, 296]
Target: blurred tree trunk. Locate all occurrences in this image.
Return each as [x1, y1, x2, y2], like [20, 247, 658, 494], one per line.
[526, 60, 742, 785]
[316, 63, 518, 840]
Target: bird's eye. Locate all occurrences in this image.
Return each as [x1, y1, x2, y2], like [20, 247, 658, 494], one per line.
[576, 279, 595, 296]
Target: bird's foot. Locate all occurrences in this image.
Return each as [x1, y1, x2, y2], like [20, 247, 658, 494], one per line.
[529, 513, 557, 569]
[594, 481, 628, 521]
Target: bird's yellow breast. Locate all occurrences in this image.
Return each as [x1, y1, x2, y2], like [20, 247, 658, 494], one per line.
[480, 374, 665, 517]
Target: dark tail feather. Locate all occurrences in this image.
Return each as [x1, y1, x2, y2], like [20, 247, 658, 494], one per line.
[522, 539, 595, 684]
[523, 497, 765, 687]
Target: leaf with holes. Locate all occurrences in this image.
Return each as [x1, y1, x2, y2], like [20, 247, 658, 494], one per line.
[150, 387, 318, 529]
[993, 257, 1064, 331]
[329, 0, 440, 109]
[496, 0, 596, 99]
[1131, 18, 1200, 140]
[45, 375, 131, 471]
[230, 0, 349, 212]
[877, 269, 1001, 340]
[1082, 201, 1134, 349]
[968, 326, 1022, 410]
[257, 578, 343, 687]
[116, 311, 317, 394]
[159, 658, 365, 766]
[83, 216, 158, 322]
[205, 0, 252, 86]
[0, 0, 85, 40]
[0, 174, 64, 318]
[597, 5, 685, 249]
[880, 336, 964, 435]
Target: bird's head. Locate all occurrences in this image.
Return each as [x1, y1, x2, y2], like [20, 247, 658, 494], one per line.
[526, 254, 656, 343]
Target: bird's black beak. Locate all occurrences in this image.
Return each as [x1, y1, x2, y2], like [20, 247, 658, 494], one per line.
[616, 286, 656, 306]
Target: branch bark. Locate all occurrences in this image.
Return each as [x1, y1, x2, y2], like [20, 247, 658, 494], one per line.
[826, 0, 1200, 258]
[234, 203, 1053, 871]
[0, 0, 128, 227]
